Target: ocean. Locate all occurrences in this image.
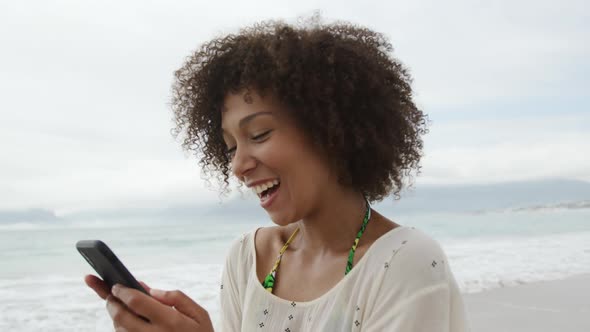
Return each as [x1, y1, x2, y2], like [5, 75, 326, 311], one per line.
[1, 208, 589, 331]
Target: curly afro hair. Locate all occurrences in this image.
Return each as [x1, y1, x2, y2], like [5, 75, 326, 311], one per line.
[171, 16, 428, 202]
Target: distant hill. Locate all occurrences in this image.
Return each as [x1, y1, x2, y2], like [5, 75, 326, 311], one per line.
[2, 179, 588, 224]
[374, 178, 590, 215]
[0, 208, 59, 223]
[205, 178, 590, 218]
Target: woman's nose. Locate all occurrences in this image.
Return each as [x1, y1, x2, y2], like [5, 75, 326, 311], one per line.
[231, 145, 257, 179]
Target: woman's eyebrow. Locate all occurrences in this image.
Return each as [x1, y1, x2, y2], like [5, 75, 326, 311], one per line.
[221, 111, 274, 133]
[238, 111, 274, 128]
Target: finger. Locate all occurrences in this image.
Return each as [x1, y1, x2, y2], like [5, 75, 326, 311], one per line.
[138, 280, 151, 293]
[106, 295, 149, 331]
[112, 284, 173, 323]
[84, 274, 110, 300]
[150, 289, 209, 324]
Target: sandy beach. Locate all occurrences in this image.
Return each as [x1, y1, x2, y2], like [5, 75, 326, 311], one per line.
[463, 273, 590, 332]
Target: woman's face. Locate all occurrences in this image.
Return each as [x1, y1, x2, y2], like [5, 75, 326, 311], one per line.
[221, 89, 336, 225]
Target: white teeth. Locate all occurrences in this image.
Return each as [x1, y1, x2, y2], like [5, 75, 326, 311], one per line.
[252, 179, 280, 196]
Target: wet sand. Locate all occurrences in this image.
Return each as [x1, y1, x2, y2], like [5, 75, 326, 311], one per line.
[463, 274, 590, 332]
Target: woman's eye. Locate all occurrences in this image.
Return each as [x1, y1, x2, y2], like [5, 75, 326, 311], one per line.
[226, 147, 236, 158]
[251, 130, 271, 141]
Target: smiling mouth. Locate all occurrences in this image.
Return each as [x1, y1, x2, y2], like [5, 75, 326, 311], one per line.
[260, 183, 280, 199]
[253, 180, 281, 199]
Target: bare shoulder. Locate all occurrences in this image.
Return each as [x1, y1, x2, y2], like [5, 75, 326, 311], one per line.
[365, 209, 401, 243]
[253, 225, 296, 281]
[254, 225, 283, 253]
[254, 224, 299, 250]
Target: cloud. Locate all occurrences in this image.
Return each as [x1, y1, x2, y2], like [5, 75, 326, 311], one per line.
[0, 0, 587, 211]
[2, 157, 222, 213]
[418, 114, 590, 185]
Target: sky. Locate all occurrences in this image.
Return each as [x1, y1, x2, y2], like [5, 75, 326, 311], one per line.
[0, 0, 588, 214]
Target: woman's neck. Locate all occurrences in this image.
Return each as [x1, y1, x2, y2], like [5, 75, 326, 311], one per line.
[293, 190, 368, 255]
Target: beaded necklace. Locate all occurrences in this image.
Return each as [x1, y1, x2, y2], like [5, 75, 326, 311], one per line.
[262, 200, 371, 293]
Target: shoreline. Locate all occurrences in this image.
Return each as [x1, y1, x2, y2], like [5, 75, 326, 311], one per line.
[463, 273, 590, 332]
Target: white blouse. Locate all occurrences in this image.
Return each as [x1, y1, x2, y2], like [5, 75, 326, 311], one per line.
[219, 226, 470, 331]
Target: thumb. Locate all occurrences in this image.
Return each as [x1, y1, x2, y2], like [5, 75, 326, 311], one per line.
[149, 289, 210, 324]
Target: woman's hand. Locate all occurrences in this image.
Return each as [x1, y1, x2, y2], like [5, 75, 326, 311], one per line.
[84, 275, 214, 331]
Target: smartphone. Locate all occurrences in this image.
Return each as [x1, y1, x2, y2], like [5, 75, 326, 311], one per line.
[76, 240, 149, 295]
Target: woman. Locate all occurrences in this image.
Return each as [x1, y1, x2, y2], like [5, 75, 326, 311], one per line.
[85, 17, 469, 331]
